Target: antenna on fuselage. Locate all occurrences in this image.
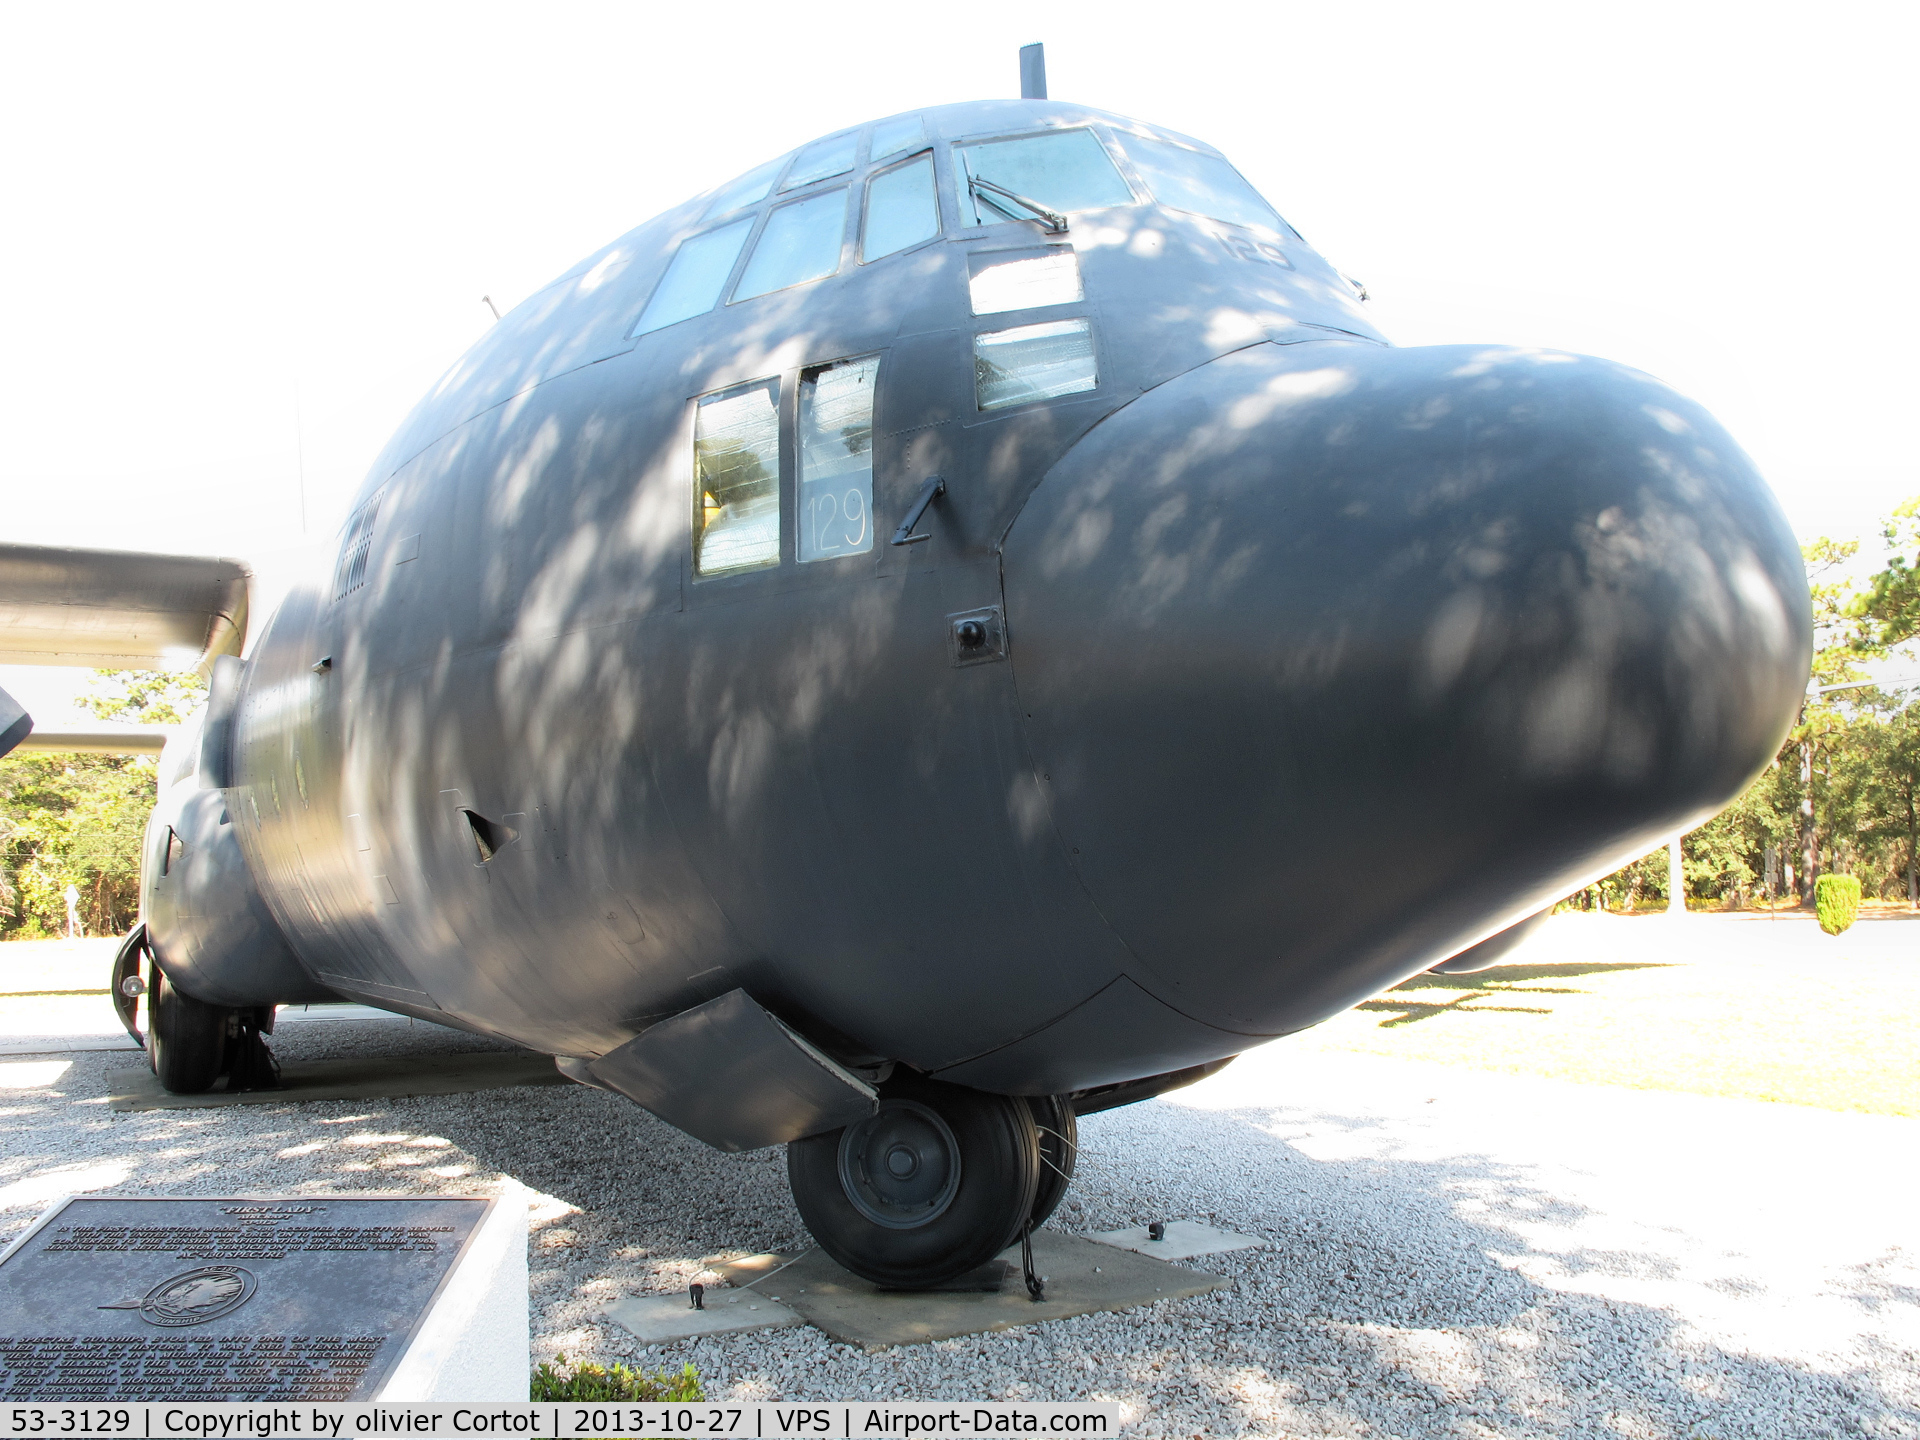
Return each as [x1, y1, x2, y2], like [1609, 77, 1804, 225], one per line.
[480, 295, 502, 322]
[1020, 43, 1047, 100]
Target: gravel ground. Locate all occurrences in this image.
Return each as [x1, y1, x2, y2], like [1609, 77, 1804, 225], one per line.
[0, 1006, 1915, 1437]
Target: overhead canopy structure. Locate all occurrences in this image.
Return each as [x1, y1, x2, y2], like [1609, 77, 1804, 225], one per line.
[0, 543, 251, 671]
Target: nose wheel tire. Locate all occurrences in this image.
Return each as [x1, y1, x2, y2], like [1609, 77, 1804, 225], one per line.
[148, 965, 228, 1094]
[787, 1073, 1040, 1289]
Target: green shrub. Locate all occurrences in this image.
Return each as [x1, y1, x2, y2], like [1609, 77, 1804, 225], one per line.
[530, 1353, 704, 1402]
[1815, 874, 1862, 936]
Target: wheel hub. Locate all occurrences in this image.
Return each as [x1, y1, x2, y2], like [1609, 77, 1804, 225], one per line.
[838, 1098, 962, 1229]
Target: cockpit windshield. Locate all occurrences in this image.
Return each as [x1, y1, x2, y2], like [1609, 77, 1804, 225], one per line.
[1120, 136, 1285, 234]
[704, 158, 783, 221]
[782, 132, 858, 191]
[955, 130, 1134, 226]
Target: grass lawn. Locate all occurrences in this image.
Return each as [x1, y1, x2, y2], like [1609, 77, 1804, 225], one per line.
[1287, 920, 1920, 1117]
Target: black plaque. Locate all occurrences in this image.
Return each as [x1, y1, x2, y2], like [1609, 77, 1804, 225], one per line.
[0, 1194, 492, 1401]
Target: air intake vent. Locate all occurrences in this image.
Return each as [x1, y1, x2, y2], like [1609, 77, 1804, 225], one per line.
[332, 491, 384, 602]
[460, 808, 516, 864]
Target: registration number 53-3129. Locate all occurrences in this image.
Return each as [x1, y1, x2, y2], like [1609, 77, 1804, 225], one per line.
[9, 1410, 135, 1434]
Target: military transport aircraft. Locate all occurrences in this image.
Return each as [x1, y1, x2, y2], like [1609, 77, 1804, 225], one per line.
[0, 49, 1811, 1288]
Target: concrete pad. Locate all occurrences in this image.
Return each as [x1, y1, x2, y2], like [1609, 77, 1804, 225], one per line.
[712, 1231, 1228, 1348]
[378, 1184, 532, 1401]
[0, 1035, 143, 1057]
[603, 1287, 803, 1343]
[105, 1050, 569, 1110]
[1089, 1220, 1265, 1261]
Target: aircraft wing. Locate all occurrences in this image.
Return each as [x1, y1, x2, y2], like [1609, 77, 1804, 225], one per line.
[0, 543, 250, 670]
[0, 543, 250, 760]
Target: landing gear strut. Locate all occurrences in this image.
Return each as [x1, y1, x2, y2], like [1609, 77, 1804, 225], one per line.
[1027, 1094, 1077, 1228]
[787, 1073, 1060, 1289]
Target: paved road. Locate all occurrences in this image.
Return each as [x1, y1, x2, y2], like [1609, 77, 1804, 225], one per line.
[1508, 906, 1920, 965]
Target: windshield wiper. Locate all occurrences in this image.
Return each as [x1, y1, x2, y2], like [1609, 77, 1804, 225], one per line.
[968, 176, 1068, 234]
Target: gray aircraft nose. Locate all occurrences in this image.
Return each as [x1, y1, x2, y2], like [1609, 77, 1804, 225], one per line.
[1002, 341, 1811, 1036]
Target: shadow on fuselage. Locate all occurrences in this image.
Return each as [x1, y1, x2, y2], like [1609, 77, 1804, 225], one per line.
[212, 98, 1810, 1104]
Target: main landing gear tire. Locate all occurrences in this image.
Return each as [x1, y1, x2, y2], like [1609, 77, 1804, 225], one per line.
[1027, 1094, 1078, 1229]
[787, 1073, 1040, 1289]
[148, 965, 228, 1094]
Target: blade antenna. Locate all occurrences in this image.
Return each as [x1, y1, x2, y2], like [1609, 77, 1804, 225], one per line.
[1020, 43, 1047, 100]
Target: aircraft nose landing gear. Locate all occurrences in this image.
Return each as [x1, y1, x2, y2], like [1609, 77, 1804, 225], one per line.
[788, 1072, 1045, 1288]
[148, 964, 229, 1093]
[146, 958, 279, 1095]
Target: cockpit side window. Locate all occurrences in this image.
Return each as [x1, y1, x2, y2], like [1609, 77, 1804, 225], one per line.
[954, 129, 1135, 227]
[797, 356, 880, 562]
[1121, 136, 1286, 234]
[632, 217, 755, 337]
[732, 189, 849, 301]
[693, 381, 782, 577]
[975, 320, 1097, 411]
[862, 154, 939, 262]
[969, 247, 1082, 314]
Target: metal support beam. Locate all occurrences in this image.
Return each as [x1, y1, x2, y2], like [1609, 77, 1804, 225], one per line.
[9, 725, 177, 755]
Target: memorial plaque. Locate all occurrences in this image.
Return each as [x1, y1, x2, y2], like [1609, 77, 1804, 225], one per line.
[0, 1194, 492, 1401]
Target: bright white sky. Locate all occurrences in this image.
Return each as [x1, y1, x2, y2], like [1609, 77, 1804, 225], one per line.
[2, 1, 1914, 720]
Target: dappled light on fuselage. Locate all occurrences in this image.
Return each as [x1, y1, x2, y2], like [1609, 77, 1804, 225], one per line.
[202, 96, 1805, 1155]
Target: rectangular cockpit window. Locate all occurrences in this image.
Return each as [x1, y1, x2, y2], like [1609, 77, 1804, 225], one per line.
[704, 157, 784, 220]
[868, 115, 925, 162]
[633, 217, 755, 336]
[975, 320, 1096, 411]
[862, 154, 939, 262]
[968, 248, 1082, 314]
[781, 132, 858, 191]
[956, 129, 1134, 226]
[694, 381, 781, 577]
[798, 356, 880, 563]
[1122, 136, 1285, 233]
[733, 189, 848, 301]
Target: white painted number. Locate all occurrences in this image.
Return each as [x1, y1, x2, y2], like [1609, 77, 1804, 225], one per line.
[808, 486, 869, 558]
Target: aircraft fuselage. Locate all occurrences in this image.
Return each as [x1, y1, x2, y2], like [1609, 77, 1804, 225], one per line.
[147, 97, 1810, 1104]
